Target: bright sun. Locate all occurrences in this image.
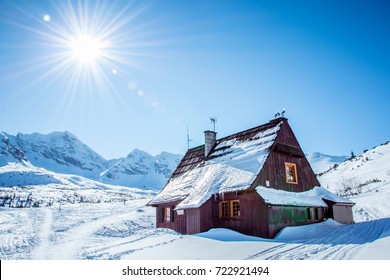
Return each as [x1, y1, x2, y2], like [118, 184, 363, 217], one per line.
[14, 0, 156, 93]
[69, 35, 104, 64]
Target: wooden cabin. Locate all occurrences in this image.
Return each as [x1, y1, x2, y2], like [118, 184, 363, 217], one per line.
[148, 117, 354, 238]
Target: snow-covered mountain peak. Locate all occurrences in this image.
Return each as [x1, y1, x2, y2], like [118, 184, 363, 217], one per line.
[16, 131, 103, 158]
[0, 132, 29, 166]
[10, 131, 108, 180]
[305, 152, 348, 175]
[126, 148, 154, 161]
[156, 151, 181, 159]
[100, 149, 181, 190]
[155, 151, 182, 178]
[1, 131, 182, 190]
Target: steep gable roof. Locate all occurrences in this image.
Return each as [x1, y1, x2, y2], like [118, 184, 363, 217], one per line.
[148, 118, 284, 209]
[170, 145, 205, 179]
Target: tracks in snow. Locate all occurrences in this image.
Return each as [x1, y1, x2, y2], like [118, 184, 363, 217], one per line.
[246, 219, 390, 260]
[48, 208, 150, 259]
[30, 207, 54, 260]
[2, 204, 390, 260]
[85, 229, 182, 260]
[245, 243, 363, 260]
[24, 201, 155, 260]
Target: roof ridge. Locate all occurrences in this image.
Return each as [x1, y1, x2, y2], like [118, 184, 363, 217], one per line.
[187, 144, 204, 151]
[216, 117, 285, 143]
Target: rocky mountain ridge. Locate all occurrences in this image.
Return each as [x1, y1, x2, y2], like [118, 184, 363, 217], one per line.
[0, 131, 181, 190]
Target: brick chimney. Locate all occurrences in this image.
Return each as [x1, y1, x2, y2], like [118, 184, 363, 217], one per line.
[204, 130, 216, 157]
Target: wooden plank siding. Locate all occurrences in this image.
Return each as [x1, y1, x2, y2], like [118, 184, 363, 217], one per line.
[211, 190, 270, 238]
[323, 199, 354, 224]
[252, 120, 320, 192]
[332, 205, 354, 224]
[186, 200, 213, 234]
[156, 190, 328, 238]
[155, 202, 187, 234]
[180, 190, 328, 238]
[157, 190, 271, 238]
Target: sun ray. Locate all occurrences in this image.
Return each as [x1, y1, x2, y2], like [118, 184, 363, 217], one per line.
[0, 0, 182, 134]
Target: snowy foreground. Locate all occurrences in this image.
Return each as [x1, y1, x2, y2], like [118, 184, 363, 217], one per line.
[1, 199, 389, 260]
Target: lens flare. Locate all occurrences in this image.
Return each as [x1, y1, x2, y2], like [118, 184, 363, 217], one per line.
[43, 14, 51, 22]
[69, 35, 104, 64]
[3, 0, 162, 95]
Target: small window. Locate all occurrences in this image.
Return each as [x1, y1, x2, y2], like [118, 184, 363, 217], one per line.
[219, 201, 228, 218]
[163, 207, 171, 222]
[285, 162, 298, 184]
[230, 200, 240, 218]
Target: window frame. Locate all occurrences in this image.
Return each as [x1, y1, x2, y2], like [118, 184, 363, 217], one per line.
[218, 199, 241, 219]
[285, 162, 298, 184]
[230, 200, 240, 218]
[163, 207, 171, 223]
[219, 201, 229, 219]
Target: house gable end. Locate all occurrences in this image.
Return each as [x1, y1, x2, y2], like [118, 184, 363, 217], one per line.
[252, 119, 320, 192]
[275, 121, 321, 188]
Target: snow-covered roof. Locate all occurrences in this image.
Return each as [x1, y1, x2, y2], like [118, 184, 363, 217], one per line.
[256, 185, 354, 207]
[149, 119, 283, 209]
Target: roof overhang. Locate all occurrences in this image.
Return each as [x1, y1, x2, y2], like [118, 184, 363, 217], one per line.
[146, 196, 187, 207]
[272, 143, 304, 157]
[322, 198, 356, 207]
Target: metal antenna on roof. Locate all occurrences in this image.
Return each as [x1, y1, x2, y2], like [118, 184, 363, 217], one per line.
[210, 117, 217, 132]
[274, 108, 286, 119]
[186, 126, 192, 149]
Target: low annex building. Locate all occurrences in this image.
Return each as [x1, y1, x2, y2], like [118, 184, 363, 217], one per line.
[148, 117, 354, 238]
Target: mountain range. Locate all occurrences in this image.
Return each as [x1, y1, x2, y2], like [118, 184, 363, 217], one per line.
[2, 130, 374, 192]
[1, 129, 390, 222]
[0, 131, 181, 190]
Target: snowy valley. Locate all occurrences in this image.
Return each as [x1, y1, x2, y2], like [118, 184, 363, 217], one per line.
[1, 131, 390, 260]
[0, 131, 181, 190]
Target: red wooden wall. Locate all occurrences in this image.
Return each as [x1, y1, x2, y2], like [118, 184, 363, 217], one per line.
[253, 121, 320, 192]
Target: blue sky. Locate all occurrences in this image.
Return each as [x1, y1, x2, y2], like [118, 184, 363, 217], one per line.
[0, 0, 389, 159]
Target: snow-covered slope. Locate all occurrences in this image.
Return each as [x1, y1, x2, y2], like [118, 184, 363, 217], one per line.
[3, 202, 389, 260]
[306, 152, 347, 175]
[0, 162, 155, 207]
[100, 149, 181, 190]
[0, 132, 29, 166]
[0, 131, 181, 189]
[319, 141, 390, 221]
